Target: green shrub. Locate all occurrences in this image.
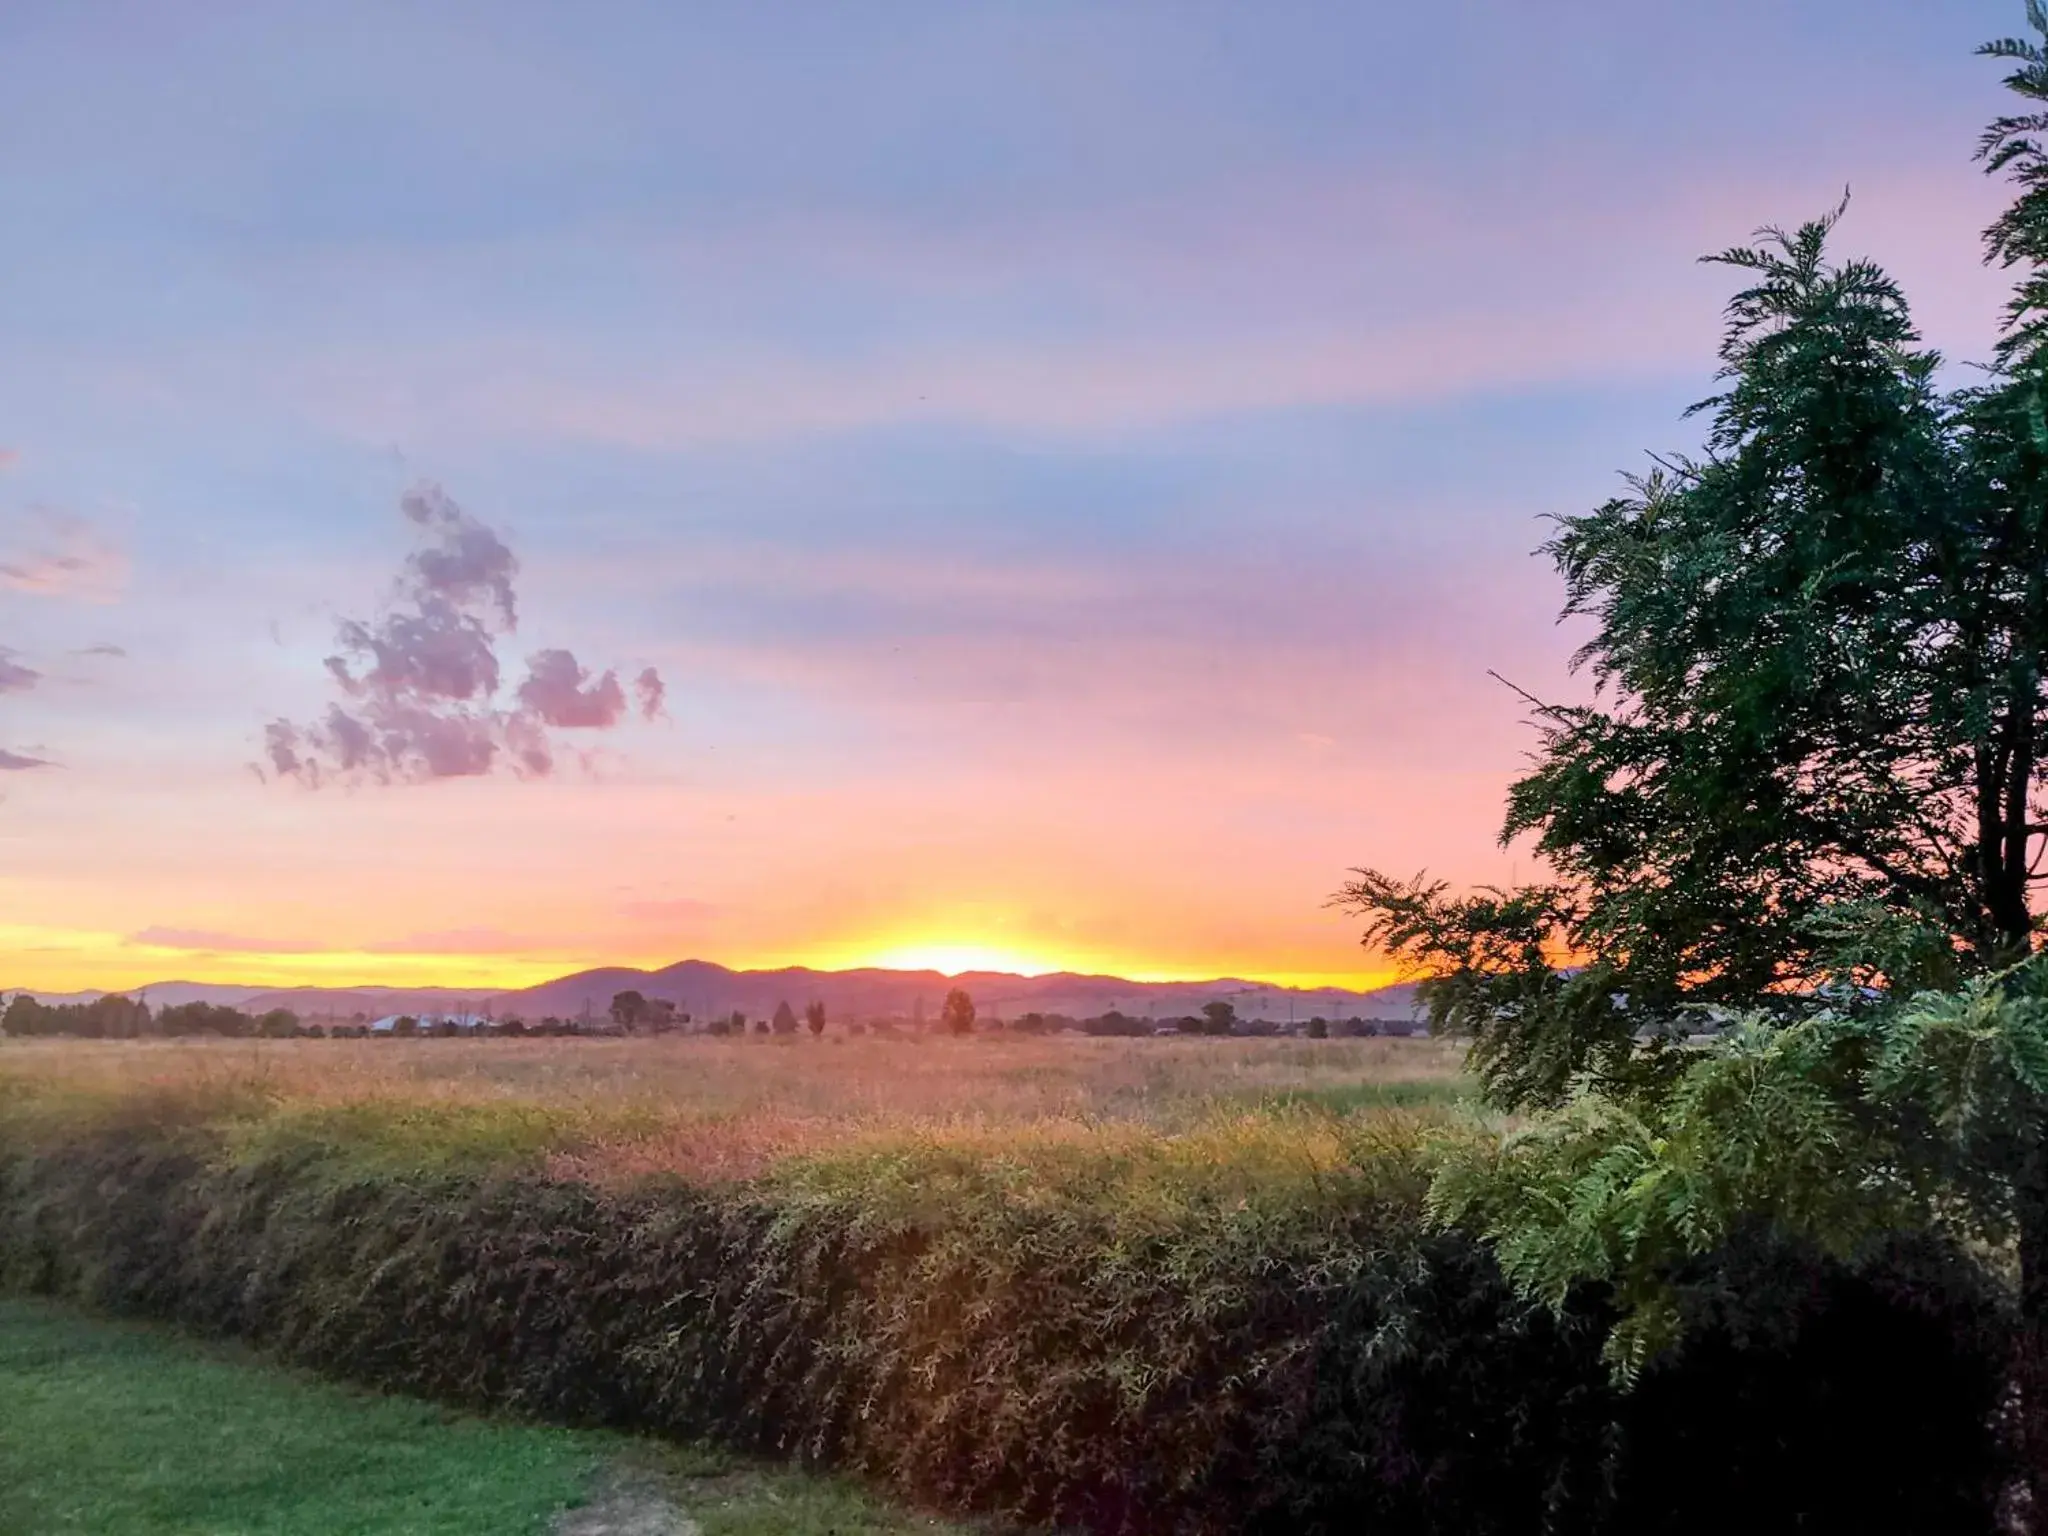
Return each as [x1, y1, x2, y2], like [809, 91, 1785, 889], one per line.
[0, 1089, 2010, 1534]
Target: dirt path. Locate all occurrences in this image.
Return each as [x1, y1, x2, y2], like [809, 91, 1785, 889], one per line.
[553, 1467, 701, 1536]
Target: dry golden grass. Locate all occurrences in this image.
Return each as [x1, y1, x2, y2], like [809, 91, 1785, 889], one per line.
[0, 1032, 1467, 1183]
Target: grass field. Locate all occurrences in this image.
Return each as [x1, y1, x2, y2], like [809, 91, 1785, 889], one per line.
[0, 1035, 2012, 1531]
[0, 1032, 1489, 1533]
[0, 1296, 593, 1535]
[0, 1032, 1464, 1119]
[0, 1295, 966, 1536]
[0, 1032, 1469, 1182]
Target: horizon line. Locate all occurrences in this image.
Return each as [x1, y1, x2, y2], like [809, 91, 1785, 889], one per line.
[8, 954, 1413, 1000]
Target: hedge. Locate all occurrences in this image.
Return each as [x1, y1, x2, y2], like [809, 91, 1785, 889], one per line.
[0, 1092, 2013, 1533]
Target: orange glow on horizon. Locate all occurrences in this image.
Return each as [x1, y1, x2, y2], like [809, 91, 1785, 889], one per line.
[0, 924, 626, 996]
[0, 920, 1405, 998]
[849, 942, 1067, 978]
[791, 932, 1405, 991]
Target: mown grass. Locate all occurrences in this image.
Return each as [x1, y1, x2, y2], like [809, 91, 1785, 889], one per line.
[0, 1294, 598, 1535]
[0, 1295, 968, 1536]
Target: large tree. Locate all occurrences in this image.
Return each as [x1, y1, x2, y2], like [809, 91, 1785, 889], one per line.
[1338, 5, 2048, 1508]
[1343, 153, 2048, 1112]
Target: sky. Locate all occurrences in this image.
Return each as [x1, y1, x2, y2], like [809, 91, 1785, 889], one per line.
[0, 0, 2029, 994]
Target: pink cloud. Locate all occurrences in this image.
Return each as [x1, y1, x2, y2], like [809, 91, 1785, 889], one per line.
[365, 927, 541, 954]
[126, 926, 326, 953]
[0, 650, 41, 695]
[649, 544, 1116, 605]
[517, 648, 626, 728]
[618, 896, 720, 924]
[269, 484, 663, 786]
[656, 535, 1570, 762]
[634, 666, 666, 721]
[159, 157, 2005, 448]
[0, 511, 129, 602]
[19, 151, 2008, 466]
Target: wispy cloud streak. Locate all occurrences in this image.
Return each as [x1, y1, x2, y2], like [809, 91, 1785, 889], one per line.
[0, 650, 41, 695]
[0, 511, 127, 602]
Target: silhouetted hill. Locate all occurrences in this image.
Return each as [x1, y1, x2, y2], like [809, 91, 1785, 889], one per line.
[11, 963, 1423, 1026]
[493, 961, 1422, 1026]
[16, 980, 271, 1009]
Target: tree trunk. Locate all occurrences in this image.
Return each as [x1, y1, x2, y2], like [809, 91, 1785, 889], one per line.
[1975, 701, 2038, 959]
[2016, 1141, 2048, 1529]
[2003, 698, 2038, 951]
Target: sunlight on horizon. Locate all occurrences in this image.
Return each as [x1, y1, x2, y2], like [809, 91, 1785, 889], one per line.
[0, 920, 1407, 997]
[818, 937, 1404, 991]
[846, 942, 1069, 978]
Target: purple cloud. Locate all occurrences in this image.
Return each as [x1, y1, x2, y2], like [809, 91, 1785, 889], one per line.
[518, 648, 626, 727]
[366, 927, 540, 954]
[400, 481, 518, 625]
[267, 482, 664, 785]
[328, 603, 502, 703]
[0, 511, 127, 602]
[635, 665, 666, 721]
[0, 748, 50, 771]
[0, 651, 41, 695]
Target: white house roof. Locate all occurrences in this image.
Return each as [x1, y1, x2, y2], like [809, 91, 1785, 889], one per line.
[367, 1012, 494, 1032]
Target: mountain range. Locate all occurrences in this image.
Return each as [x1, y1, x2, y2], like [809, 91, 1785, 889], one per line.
[13, 961, 1422, 1025]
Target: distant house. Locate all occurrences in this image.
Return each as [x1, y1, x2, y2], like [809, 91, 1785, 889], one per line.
[367, 1012, 493, 1034]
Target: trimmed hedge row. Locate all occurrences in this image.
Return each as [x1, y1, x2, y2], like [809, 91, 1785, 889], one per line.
[0, 1101, 2014, 1533]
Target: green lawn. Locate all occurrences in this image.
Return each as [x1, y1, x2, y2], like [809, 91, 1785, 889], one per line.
[0, 1296, 597, 1535]
[0, 1297, 964, 1536]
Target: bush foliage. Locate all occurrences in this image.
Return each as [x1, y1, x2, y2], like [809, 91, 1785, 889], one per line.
[0, 1082, 2010, 1534]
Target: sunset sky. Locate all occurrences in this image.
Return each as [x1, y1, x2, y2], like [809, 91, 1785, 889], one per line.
[0, 0, 2024, 994]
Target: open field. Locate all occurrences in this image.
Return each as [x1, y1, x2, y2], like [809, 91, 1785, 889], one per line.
[0, 1032, 1519, 1534]
[0, 1032, 1467, 1119]
[0, 1032, 1470, 1182]
[0, 1295, 964, 1536]
[0, 1031, 1989, 1533]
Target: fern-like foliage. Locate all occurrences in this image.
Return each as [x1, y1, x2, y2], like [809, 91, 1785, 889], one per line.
[1436, 966, 2048, 1380]
[1980, 1, 2048, 368]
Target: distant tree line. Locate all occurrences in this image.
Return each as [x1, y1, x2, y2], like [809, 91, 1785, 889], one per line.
[0, 995, 308, 1039]
[0, 984, 1420, 1043]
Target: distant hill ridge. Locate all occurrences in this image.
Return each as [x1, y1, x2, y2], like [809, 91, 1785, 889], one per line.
[14, 960, 1421, 1024]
